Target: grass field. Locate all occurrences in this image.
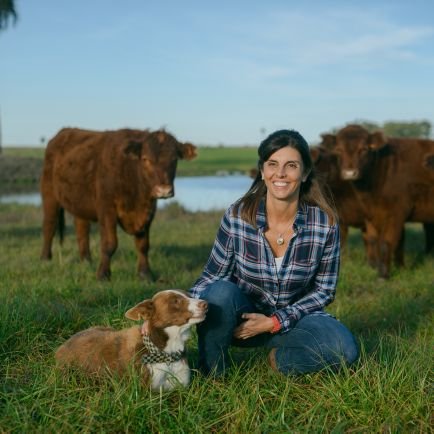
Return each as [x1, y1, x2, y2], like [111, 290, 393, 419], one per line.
[0, 202, 432, 432]
[1, 147, 46, 159]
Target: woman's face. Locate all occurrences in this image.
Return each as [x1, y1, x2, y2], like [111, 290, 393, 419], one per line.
[261, 146, 308, 203]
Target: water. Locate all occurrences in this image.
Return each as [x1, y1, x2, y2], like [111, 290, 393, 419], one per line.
[0, 175, 253, 212]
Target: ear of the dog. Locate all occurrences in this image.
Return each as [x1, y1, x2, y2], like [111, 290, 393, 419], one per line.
[125, 300, 154, 321]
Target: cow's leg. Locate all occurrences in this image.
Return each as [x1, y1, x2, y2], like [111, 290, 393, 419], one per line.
[74, 217, 92, 261]
[394, 228, 405, 267]
[363, 221, 379, 269]
[97, 215, 118, 280]
[424, 223, 434, 254]
[378, 218, 406, 278]
[134, 225, 154, 280]
[40, 193, 61, 260]
[339, 224, 349, 250]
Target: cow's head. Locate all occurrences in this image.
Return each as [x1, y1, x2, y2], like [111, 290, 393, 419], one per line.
[321, 125, 386, 181]
[310, 145, 346, 193]
[124, 130, 197, 199]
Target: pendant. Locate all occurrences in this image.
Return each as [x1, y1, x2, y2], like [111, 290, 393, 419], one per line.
[276, 236, 284, 246]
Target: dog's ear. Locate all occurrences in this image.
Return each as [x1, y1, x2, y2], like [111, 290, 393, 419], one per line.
[125, 300, 154, 321]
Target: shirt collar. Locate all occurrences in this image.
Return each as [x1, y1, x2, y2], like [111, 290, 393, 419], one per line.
[256, 198, 308, 231]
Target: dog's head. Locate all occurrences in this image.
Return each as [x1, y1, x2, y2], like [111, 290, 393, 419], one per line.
[125, 289, 208, 329]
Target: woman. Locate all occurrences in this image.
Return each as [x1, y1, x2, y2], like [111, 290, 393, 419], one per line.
[190, 129, 359, 376]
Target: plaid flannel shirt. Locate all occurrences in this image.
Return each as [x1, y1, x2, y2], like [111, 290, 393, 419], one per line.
[190, 200, 340, 333]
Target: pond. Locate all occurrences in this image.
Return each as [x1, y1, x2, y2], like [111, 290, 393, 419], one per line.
[0, 175, 253, 212]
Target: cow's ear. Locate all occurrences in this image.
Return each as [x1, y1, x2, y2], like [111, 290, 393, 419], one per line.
[320, 134, 336, 149]
[125, 300, 154, 320]
[423, 154, 434, 170]
[124, 141, 142, 159]
[368, 132, 386, 150]
[178, 142, 197, 160]
[310, 146, 321, 163]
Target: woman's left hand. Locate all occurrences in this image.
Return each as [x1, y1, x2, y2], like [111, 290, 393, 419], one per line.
[233, 313, 274, 339]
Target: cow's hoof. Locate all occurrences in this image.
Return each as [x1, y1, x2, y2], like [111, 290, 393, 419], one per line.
[79, 254, 92, 263]
[378, 271, 390, 280]
[97, 270, 111, 281]
[138, 270, 155, 282]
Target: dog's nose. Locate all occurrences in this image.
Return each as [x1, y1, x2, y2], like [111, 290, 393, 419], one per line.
[198, 300, 208, 310]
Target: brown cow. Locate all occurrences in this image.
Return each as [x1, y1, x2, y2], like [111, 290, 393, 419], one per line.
[321, 124, 434, 278]
[310, 146, 366, 248]
[252, 147, 407, 264]
[311, 145, 409, 266]
[40, 128, 197, 280]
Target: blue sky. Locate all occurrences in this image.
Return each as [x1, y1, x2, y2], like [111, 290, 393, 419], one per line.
[1, 0, 434, 146]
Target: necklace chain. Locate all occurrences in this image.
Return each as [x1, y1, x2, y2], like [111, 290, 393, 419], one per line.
[275, 215, 296, 246]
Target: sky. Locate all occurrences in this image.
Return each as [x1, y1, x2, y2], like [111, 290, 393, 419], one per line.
[1, 0, 434, 147]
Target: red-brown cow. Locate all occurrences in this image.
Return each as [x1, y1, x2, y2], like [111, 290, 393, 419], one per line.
[310, 146, 365, 246]
[321, 124, 434, 278]
[40, 128, 197, 280]
[311, 145, 408, 266]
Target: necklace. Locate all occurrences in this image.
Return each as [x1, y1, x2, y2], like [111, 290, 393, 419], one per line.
[275, 216, 296, 246]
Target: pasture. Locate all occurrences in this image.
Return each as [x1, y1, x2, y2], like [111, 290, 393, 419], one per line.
[0, 202, 432, 432]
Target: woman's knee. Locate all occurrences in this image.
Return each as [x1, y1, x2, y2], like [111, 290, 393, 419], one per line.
[200, 280, 241, 307]
[303, 315, 359, 367]
[270, 314, 359, 374]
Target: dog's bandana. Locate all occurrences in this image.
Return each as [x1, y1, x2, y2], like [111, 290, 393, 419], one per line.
[141, 334, 185, 365]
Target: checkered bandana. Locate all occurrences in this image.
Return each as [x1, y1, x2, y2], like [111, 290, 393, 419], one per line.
[141, 334, 185, 365]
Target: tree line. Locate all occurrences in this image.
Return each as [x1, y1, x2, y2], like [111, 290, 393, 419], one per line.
[330, 120, 432, 139]
[0, 0, 17, 30]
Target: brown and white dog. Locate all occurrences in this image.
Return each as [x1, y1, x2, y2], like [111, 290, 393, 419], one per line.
[55, 290, 208, 391]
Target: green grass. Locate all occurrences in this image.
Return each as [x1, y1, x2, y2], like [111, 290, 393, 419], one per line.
[1, 147, 46, 159]
[0, 203, 432, 432]
[177, 146, 258, 176]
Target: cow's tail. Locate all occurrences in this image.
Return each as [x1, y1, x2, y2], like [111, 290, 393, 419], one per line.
[58, 208, 65, 245]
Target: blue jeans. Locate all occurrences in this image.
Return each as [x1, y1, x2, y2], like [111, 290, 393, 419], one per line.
[197, 280, 359, 376]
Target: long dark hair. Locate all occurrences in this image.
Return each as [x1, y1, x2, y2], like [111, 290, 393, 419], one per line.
[234, 129, 337, 226]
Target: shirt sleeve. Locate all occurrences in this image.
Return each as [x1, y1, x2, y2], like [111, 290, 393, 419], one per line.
[189, 207, 235, 298]
[273, 224, 340, 333]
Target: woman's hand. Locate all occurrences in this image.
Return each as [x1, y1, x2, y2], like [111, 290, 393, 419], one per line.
[233, 313, 274, 339]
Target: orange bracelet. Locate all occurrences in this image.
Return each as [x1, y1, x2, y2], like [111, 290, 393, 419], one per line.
[270, 315, 281, 334]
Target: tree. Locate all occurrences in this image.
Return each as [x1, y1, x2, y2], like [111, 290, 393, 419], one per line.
[0, 0, 17, 30]
[382, 120, 431, 139]
[327, 119, 432, 139]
